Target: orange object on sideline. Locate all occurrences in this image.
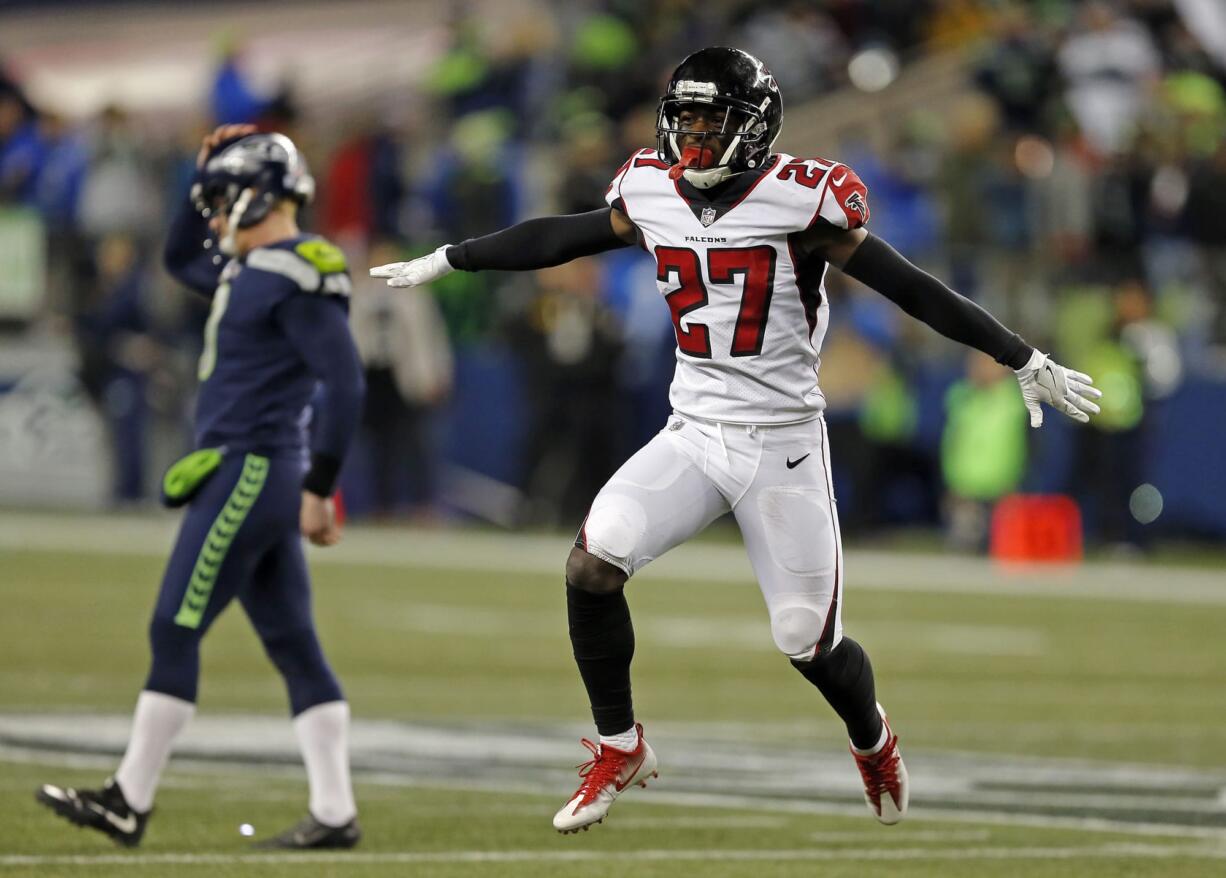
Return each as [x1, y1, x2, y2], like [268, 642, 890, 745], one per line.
[990, 494, 1082, 563]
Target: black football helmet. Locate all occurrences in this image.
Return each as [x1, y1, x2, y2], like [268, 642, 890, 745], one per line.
[656, 47, 783, 182]
[191, 132, 314, 231]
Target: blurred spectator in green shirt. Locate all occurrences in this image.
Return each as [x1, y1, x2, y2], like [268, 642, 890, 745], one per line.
[941, 351, 1028, 551]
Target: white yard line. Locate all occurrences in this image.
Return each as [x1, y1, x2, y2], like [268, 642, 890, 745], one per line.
[7, 739, 1226, 843]
[3, 511, 1224, 605]
[1, 843, 1224, 867]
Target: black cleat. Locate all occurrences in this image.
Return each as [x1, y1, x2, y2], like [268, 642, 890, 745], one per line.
[35, 778, 149, 847]
[254, 814, 362, 849]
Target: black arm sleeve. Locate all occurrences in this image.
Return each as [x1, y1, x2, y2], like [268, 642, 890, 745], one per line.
[841, 234, 1032, 369]
[445, 208, 630, 272]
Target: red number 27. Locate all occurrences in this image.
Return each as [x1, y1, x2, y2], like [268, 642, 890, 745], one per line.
[655, 245, 777, 358]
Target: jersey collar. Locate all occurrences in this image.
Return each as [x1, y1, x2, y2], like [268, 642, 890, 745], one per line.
[671, 155, 780, 228]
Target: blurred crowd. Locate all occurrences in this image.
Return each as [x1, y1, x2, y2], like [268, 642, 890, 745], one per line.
[2, 0, 1225, 550]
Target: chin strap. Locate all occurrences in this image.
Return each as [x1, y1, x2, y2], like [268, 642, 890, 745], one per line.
[682, 165, 737, 189]
[219, 187, 255, 256]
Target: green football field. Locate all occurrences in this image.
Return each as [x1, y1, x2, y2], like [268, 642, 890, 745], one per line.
[1, 511, 1224, 876]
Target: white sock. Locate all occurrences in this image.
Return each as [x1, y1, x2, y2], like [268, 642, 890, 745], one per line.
[114, 690, 195, 812]
[293, 701, 357, 826]
[599, 725, 639, 752]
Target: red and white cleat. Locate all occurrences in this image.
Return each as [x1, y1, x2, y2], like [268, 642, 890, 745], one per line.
[851, 705, 909, 825]
[552, 723, 658, 833]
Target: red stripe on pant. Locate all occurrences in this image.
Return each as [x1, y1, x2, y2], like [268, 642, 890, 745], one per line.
[815, 418, 841, 657]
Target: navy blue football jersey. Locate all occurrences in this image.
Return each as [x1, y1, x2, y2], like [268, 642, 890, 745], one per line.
[164, 205, 364, 469]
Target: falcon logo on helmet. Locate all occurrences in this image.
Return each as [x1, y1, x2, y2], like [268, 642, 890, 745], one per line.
[191, 133, 315, 254]
[655, 47, 783, 190]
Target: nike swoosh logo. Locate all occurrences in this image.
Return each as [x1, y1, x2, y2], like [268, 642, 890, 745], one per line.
[831, 172, 847, 187]
[86, 801, 138, 834]
[786, 454, 810, 469]
[615, 758, 646, 792]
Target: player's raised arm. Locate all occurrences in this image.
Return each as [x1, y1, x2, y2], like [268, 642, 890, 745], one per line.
[370, 207, 637, 287]
[163, 192, 227, 296]
[807, 208, 1101, 429]
[163, 125, 258, 296]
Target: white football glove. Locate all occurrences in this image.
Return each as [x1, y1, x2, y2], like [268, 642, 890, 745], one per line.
[369, 245, 454, 288]
[1014, 349, 1102, 428]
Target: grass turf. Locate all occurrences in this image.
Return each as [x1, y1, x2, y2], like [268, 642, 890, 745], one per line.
[2, 529, 1225, 876]
[5, 760, 1224, 878]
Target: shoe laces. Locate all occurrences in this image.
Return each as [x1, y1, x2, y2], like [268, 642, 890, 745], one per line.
[571, 738, 630, 806]
[854, 736, 901, 801]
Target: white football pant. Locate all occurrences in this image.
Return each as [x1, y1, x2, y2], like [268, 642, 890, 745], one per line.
[577, 414, 844, 661]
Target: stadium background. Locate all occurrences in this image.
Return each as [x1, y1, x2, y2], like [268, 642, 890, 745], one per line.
[1, 1, 1225, 876]
[3, 0, 1225, 547]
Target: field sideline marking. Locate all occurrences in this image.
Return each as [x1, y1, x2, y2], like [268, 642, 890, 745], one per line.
[3, 511, 1225, 606]
[2, 843, 1225, 867]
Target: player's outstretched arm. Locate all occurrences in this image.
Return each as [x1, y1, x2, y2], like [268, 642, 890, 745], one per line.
[370, 208, 637, 287]
[818, 227, 1101, 428]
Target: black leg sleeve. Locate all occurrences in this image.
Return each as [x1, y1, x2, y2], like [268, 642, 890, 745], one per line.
[792, 637, 884, 750]
[566, 582, 635, 736]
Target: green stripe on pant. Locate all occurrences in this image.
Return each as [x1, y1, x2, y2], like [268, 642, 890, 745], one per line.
[173, 454, 270, 629]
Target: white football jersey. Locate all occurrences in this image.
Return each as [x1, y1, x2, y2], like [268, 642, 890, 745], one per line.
[606, 149, 871, 424]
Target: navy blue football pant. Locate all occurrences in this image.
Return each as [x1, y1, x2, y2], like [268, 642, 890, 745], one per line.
[144, 452, 343, 716]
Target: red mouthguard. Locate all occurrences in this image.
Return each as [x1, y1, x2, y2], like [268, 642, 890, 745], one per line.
[669, 145, 716, 180]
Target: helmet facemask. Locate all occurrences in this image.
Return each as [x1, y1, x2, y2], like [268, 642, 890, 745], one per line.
[192, 180, 265, 255]
[656, 94, 772, 189]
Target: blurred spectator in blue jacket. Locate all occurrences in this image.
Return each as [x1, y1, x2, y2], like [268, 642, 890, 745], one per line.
[0, 78, 45, 203]
[74, 235, 161, 503]
[210, 36, 269, 125]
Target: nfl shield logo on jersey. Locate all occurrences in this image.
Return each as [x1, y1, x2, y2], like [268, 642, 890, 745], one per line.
[700, 207, 717, 227]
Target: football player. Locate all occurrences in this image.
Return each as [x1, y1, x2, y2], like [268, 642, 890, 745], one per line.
[36, 125, 366, 849]
[372, 47, 1102, 833]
